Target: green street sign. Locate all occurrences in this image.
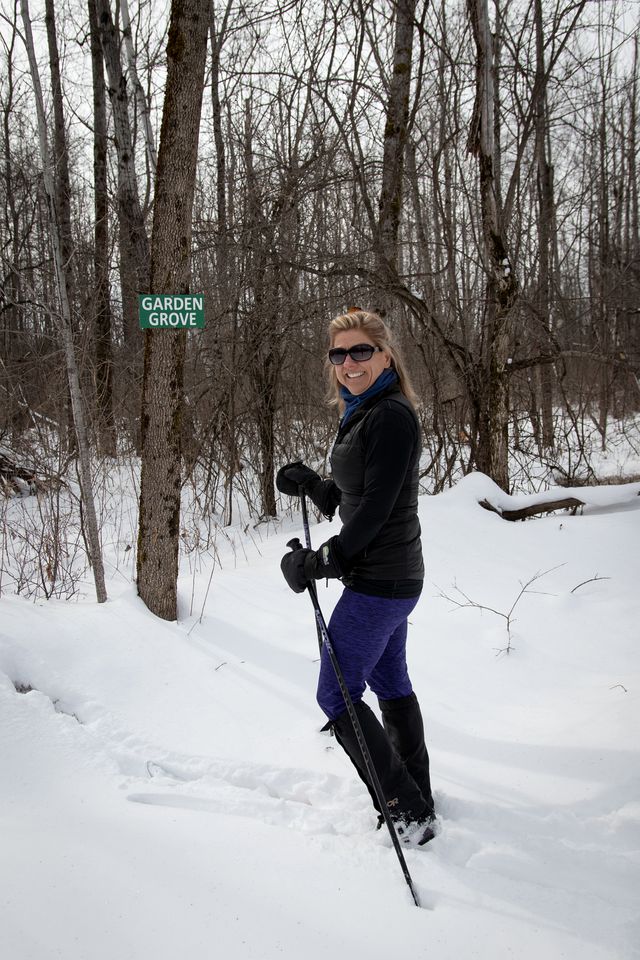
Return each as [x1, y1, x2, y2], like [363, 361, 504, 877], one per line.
[139, 294, 205, 329]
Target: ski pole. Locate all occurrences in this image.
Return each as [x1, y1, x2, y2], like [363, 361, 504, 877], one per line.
[300, 487, 312, 548]
[299, 493, 323, 657]
[287, 532, 422, 908]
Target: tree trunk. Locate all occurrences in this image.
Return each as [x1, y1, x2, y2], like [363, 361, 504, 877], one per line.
[44, 0, 76, 453]
[629, 37, 639, 268]
[136, 0, 210, 621]
[95, 0, 150, 445]
[120, 0, 157, 177]
[242, 97, 280, 520]
[467, 0, 518, 492]
[374, 0, 416, 317]
[209, 5, 239, 524]
[21, 0, 107, 604]
[44, 0, 72, 291]
[1, 12, 24, 436]
[210, 1, 233, 282]
[94, 0, 150, 286]
[534, 0, 555, 450]
[88, 0, 116, 456]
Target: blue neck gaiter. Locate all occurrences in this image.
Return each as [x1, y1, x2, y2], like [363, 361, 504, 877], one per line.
[339, 368, 398, 429]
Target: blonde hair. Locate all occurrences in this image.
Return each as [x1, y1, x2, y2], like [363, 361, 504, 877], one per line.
[326, 308, 419, 411]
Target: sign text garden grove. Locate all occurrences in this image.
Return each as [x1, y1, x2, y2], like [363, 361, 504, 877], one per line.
[139, 295, 205, 329]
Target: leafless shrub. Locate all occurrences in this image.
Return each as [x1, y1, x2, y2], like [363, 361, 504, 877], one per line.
[436, 565, 564, 656]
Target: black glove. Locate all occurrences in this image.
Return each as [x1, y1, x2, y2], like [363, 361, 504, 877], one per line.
[280, 537, 344, 594]
[276, 461, 320, 497]
[276, 461, 341, 520]
[280, 547, 314, 593]
[304, 537, 344, 580]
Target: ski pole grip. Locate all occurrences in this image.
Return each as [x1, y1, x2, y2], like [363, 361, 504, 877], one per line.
[286, 537, 303, 552]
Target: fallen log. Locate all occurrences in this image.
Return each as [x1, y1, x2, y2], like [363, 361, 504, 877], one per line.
[0, 453, 47, 497]
[479, 496, 585, 521]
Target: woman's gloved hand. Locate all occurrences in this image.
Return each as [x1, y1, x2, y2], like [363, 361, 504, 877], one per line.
[280, 546, 314, 593]
[280, 537, 343, 593]
[275, 461, 320, 497]
[276, 461, 341, 521]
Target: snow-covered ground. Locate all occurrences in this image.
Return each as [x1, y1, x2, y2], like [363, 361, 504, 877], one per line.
[1, 473, 639, 959]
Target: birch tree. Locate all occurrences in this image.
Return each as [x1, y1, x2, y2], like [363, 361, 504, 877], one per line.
[120, 0, 158, 177]
[94, 0, 150, 355]
[376, 0, 416, 282]
[467, 0, 518, 491]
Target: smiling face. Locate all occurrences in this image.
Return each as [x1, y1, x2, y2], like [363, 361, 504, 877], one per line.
[331, 328, 391, 396]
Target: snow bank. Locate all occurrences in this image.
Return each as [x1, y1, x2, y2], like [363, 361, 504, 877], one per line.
[0, 475, 638, 959]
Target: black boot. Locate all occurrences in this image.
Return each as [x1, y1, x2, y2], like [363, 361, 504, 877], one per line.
[378, 692, 435, 819]
[332, 700, 429, 823]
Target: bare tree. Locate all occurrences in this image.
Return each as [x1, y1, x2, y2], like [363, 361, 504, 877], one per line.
[88, 0, 116, 456]
[44, 0, 77, 450]
[20, 0, 107, 603]
[3, 0, 640, 564]
[120, 0, 158, 177]
[376, 0, 416, 289]
[136, 0, 210, 621]
[0, 0, 29, 437]
[466, 0, 518, 491]
[532, 0, 556, 450]
[94, 0, 150, 435]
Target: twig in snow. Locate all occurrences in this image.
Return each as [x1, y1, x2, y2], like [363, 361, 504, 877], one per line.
[570, 575, 610, 594]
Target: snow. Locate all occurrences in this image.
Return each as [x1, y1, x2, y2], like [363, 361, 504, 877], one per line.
[1, 474, 639, 959]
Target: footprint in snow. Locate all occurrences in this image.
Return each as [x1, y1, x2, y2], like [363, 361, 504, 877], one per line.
[128, 755, 372, 838]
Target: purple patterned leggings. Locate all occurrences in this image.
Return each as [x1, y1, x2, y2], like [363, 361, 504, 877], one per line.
[316, 587, 420, 720]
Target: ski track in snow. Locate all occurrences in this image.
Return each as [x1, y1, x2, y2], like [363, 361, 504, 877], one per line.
[125, 718, 638, 955]
[41, 685, 376, 838]
[16, 677, 637, 959]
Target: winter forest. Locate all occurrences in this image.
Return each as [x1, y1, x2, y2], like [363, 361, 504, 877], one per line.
[1, 1, 639, 956]
[0, 0, 638, 611]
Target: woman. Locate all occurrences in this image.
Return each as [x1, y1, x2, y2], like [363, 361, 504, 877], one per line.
[277, 308, 435, 845]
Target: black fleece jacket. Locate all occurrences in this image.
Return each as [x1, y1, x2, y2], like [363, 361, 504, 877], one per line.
[310, 384, 424, 598]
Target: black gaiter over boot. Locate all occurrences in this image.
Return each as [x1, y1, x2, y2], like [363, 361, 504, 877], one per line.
[379, 692, 435, 818]
[332, 699, 429, 822]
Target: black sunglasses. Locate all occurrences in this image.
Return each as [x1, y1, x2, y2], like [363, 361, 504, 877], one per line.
[328, 343, 382, 365]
